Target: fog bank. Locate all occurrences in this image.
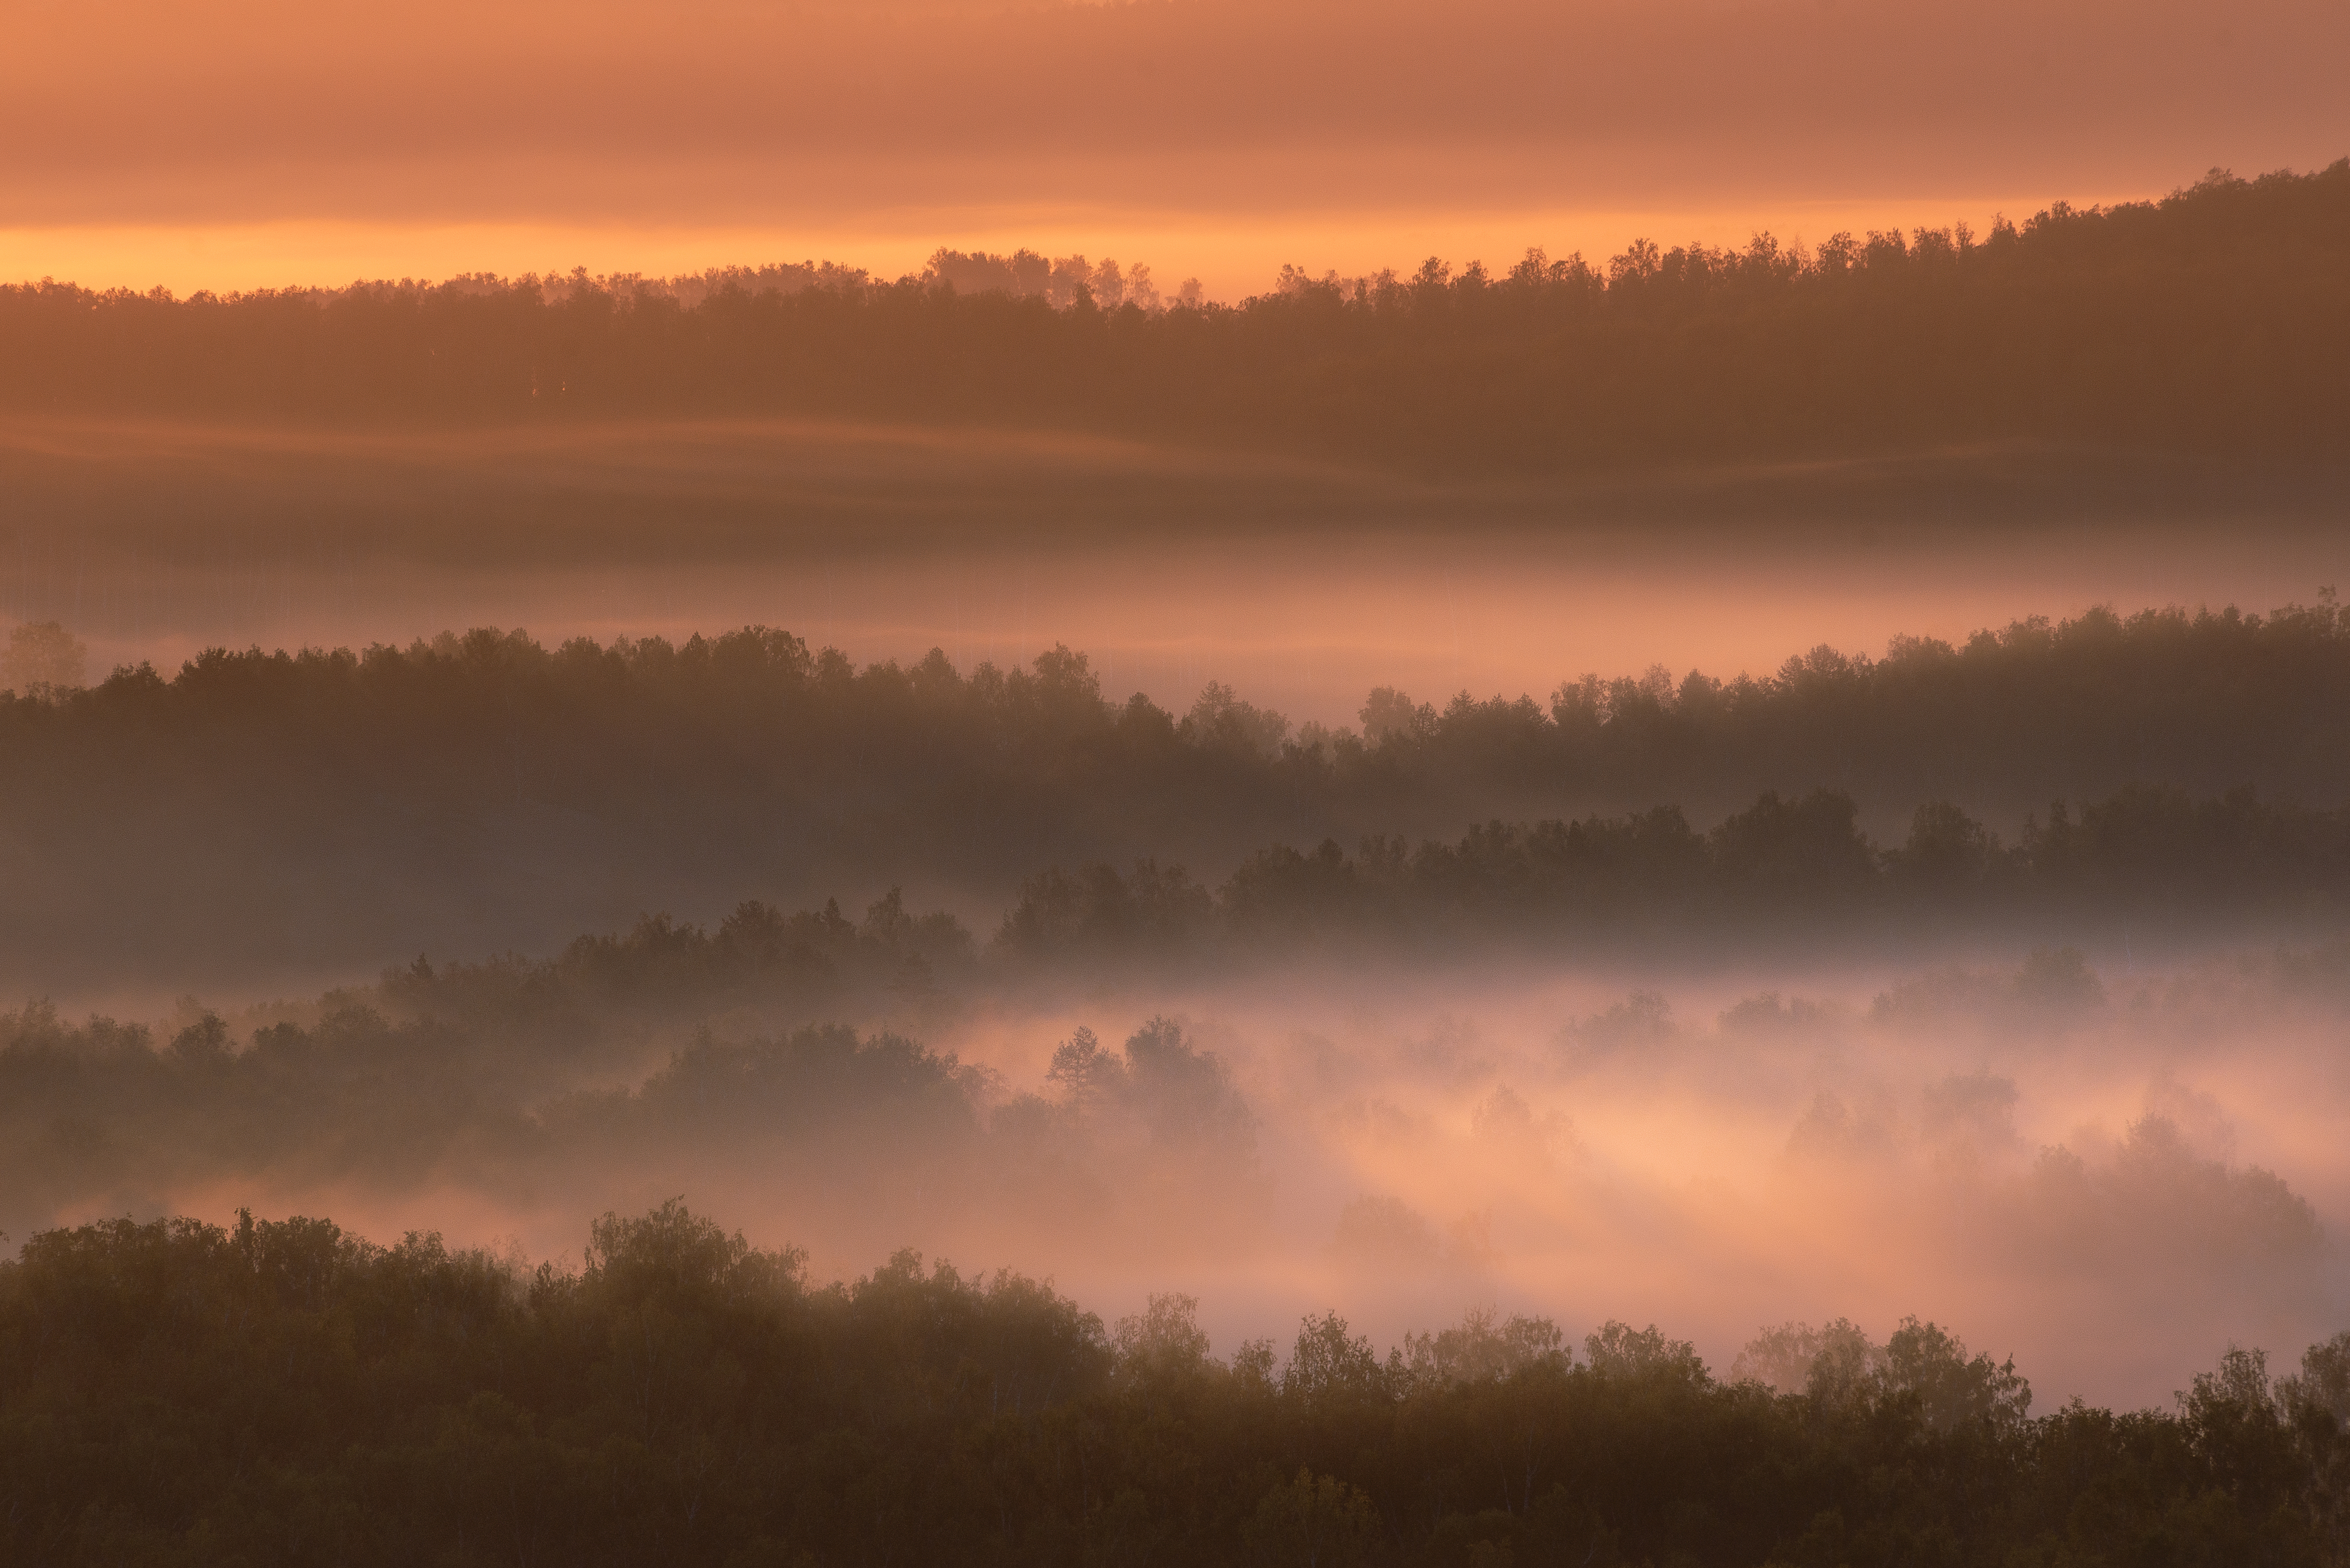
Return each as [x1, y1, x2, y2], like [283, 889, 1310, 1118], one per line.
[11, 940, 2346, 1411]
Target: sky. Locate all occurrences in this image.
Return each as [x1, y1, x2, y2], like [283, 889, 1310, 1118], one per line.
[4, 0, 2344, 297]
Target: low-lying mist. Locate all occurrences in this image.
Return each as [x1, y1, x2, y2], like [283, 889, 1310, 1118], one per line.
[6, 583, 2349, 1417]
[6, 413, 2347, 733]
[10, 932, 2346, 1412]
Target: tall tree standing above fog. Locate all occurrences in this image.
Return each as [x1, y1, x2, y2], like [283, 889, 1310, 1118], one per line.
[0, 621, 85, 696]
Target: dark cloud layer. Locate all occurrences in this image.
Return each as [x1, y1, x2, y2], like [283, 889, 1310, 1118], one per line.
[3, 0, 2341, 227]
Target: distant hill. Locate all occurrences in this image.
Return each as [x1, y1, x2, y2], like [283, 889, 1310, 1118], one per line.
[4, 163, 2345, 477]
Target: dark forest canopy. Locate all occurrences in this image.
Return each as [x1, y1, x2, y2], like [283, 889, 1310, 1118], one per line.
[1001, 783, 2350, 961]
[5, 1199, 2349, 1567]
[3, 164, 2346, 473]
[3, 595, 2347, 981]
[7, 596, 2349, 832]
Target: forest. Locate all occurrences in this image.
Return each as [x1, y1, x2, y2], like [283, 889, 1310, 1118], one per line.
[3, 1198, 2347, 1567]
[6, 52, 2344, 1560]
[9, 595, 2341, 987]
[4, 594, 2347, 984]
[12, 597, 2343, 840]
[2, 164, 2345, 473]
[999, 782, 2350, 960]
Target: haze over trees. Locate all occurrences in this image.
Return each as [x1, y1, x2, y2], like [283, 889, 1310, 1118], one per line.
[4, 908, 2338, 1306]
[998, 783, 2350, 963]
[8, 596, 2345, 1547]
[3, 594, 2347, 983]
[2, 165, 2344, 473]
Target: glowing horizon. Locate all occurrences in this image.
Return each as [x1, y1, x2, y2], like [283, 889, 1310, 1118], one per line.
[1, 187, 2170, 301]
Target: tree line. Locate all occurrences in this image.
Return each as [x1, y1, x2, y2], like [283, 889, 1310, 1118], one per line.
[5, 597, 2347, 983]
[1001, 783, 2350, 962]
[11, 598, 2342, 835]
[2, 164, 2345, 472]
[291, 758, 2350, 1020]
[3, 1199, 2346, 1565]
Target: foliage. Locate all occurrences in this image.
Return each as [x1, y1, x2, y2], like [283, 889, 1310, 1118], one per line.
[3, 1202, 2345, 1565]
[1002, 783, 2350, 957]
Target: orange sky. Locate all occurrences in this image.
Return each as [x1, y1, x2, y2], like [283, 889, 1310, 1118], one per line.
[3, 0, 2345, 297]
